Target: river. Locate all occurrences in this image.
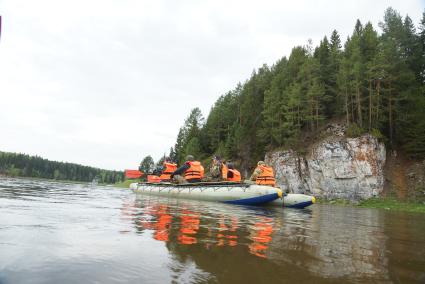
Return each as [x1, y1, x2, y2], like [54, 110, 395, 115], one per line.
[0, 177, 424, 283]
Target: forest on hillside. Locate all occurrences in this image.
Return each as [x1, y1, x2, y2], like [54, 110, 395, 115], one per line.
[145, 8, 424, 172]
[0, 151, 124, 183]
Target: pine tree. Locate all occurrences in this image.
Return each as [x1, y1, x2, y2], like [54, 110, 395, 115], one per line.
[362, 22, 379, 130]
[139, 155, 155, 174]
[173, 108, 204, 163]
[329, 30, 343, 113]
[418, 11, 425, 84]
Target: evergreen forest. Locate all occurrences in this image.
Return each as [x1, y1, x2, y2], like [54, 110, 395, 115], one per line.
[163, 8, 425, 171]
[0, 151, 124, 183]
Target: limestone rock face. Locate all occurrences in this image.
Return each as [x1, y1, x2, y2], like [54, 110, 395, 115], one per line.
[265, 134, 386, 200]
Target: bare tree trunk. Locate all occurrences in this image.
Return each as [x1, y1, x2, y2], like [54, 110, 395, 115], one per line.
[369, 79, 372, 131]
[389, 81, 393, 147]
[376, 80, 380, 127]
[356, 82, 362, 127]
[297, 105, 300, 129]
[345, 84, 349, 125]
[278, 109, 281, 146]
[316, 101, 319, 129]
[238, 105, 242, 127]
[311, 103, 314, 131]
[351, 91, 355, 123]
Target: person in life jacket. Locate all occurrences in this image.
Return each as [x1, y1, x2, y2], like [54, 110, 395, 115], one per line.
[208, 156, 239, 182]
[171, 155, 204, 183]
[250, 161, 276, 186]
[209, 156, 222, 181]
[225, 162, 241, 182]
[158, 157, 177, 182]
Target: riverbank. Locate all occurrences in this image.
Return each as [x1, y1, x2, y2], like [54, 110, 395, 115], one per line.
[114, 179, 139, 188]
[358, 198, 425, 213]
[0, 175, 89, 185]
[318, 198, 425, 214]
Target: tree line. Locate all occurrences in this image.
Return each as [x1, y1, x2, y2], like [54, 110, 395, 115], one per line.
[0, 151, 124, 183]
[158, 8, 425, 172]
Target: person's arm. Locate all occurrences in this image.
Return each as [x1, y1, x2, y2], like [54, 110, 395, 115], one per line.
[250, 168, 262, 181]
[152, 166, 162, 176]
[172, 163, 190, 176]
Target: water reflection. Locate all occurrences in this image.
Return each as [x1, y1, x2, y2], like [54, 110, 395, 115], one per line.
[124, 194, 425, 283]
[126, 197, 277, 259]
[248, 217, 273, 258]
[266, 206, 391, 282]
[1, 178, 425, 284]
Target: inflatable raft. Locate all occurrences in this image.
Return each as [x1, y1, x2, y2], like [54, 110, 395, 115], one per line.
[129, 182, 315, 208]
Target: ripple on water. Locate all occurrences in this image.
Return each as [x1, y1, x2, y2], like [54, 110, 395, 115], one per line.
[1, 177, 425, 283]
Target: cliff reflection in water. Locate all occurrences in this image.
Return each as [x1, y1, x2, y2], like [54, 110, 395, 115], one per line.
[116, 195, 425, 283]
[269, 206, 390, 282]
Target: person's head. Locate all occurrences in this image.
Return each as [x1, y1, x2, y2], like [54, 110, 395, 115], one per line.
[227, 162, 234, 169]
[211, 156, 221, 165]
[185, 155, 194, 161]
[257, 161, 265, 166]
[164, 156, 172, 162]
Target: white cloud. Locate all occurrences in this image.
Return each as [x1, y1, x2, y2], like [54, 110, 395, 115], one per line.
[0, 0, 423, 170]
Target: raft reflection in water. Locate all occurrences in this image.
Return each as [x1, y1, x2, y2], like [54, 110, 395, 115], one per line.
[125, 199, 274, 258]
[121, 195, 425, 283]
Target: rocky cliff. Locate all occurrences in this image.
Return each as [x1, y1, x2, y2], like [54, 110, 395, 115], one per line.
[265, 125, 386, 200]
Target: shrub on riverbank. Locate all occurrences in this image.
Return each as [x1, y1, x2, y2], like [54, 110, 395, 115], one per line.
[115, 179, 139, 188]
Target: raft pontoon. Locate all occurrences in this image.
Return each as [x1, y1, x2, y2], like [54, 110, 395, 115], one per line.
[130, 182, 315, 208]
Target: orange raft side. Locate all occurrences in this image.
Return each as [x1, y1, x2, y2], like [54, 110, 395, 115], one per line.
[125, 169, 143, 179]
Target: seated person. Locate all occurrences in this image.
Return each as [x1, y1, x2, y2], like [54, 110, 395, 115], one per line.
[158, 157, 177, 182]
[225, 162, 241, 182]
[171, 155, 204, 183]
[209, 156, 224, 181]
[250, 161, 276, 187]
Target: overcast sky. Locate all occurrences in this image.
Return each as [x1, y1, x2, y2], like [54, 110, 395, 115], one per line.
[0, 0, 424, 170]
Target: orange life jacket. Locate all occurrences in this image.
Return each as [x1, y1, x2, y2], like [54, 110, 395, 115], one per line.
[147, 175, 161, 183]
[221, 163, 228, 180]
[255, 165, 275, 186]
[159, 162, 177, 181]
[227, 169, 241, 182]
[184, 161, 204, 181]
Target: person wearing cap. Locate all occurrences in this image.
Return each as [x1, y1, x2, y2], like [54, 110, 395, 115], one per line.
[250, 161, 276, 186]
[171, 155, 204, 183]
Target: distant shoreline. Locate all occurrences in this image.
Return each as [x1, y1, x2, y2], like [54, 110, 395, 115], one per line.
[0, 150, 124, 184]
[0, 175, 90, 184]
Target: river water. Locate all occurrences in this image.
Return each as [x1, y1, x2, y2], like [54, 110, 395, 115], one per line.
[0, 178, 424, 283]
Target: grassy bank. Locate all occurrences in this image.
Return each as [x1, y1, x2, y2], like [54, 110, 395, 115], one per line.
[114, 179, 139, 188]
[357, 198, 425, 213]
[318, 198, 425, 213]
